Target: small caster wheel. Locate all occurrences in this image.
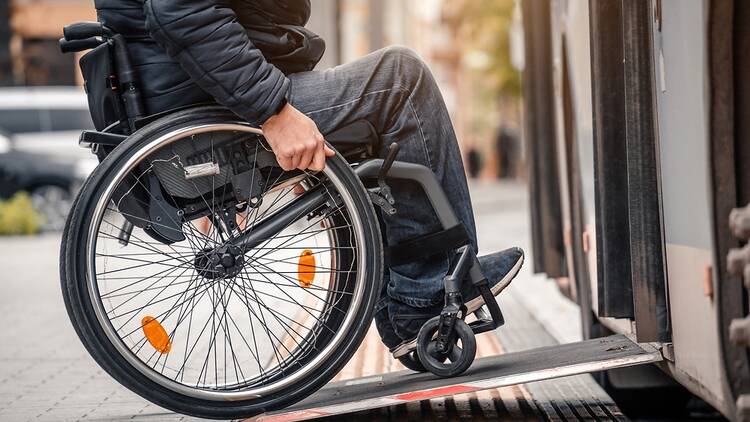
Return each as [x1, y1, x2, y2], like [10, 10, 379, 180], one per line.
[397, 350, 427, 372]
[416, 316, 476, 377]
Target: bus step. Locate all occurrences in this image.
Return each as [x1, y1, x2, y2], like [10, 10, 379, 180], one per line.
[251, 334, 662, 421]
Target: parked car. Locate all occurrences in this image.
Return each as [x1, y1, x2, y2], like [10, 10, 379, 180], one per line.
[0, 87, 96, 231]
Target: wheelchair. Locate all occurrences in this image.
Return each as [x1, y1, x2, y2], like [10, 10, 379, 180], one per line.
[59, 22, 508, 419]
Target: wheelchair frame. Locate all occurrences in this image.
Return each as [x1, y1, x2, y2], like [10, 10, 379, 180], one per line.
[60, 20, 506, 378]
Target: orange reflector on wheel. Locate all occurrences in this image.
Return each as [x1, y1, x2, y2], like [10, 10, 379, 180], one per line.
[141, 316, 172, 354]
[298, 249, 316, 288]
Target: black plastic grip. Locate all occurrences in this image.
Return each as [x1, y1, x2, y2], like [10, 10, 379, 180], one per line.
[63, 21, 104, 41]
[59, 37, 103, 54]
[379, 142, 400, 180]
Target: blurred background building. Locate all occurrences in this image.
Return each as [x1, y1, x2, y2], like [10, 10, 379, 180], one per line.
[0, 1, 95, 86]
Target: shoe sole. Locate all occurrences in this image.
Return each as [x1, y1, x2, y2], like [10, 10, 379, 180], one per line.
[392, 252, 524, 359]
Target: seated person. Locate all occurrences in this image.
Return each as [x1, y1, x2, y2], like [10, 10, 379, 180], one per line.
[98, 0, 524, 357]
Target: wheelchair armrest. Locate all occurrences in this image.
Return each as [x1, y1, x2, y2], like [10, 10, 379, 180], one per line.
[354, 159, 460, 229]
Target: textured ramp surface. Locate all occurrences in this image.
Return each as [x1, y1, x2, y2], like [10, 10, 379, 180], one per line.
[252, 335, 660, 421]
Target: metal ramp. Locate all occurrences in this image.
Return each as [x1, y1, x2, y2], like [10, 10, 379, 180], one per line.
[251, 335, 663, 421]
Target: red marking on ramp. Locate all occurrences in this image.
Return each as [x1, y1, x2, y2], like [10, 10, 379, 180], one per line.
[254, 409, 330, 422]
[394, 385, 477, 401]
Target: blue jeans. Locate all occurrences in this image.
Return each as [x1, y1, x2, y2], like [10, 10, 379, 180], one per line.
[288, 46, 477, 311]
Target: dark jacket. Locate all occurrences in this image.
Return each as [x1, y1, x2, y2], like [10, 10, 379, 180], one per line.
[94, 0, 324, 126]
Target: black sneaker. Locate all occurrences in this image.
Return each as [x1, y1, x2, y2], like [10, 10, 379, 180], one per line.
[390, 247, 524, 358]
[464, 247, 524, 314]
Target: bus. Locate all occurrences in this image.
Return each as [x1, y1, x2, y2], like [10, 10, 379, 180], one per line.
[522, 0, 750, 419]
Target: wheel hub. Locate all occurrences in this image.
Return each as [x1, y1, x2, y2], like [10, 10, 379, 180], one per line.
[194, 245, 245, 279]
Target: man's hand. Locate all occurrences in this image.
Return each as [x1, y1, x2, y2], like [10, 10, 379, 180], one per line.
[262, 103, 335, 172]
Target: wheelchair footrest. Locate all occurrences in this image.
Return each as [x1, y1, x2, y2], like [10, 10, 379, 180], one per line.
[478, 283, 505, 328]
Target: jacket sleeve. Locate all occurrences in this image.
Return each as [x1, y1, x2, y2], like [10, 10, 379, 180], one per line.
[144, 0, 289, 126]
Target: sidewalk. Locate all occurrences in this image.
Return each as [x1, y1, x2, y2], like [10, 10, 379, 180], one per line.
[0, 236, 201, 422]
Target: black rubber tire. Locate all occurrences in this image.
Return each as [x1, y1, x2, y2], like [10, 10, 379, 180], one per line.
[416, 317, 476, 377]
[397, 351, 427, 372]
[59, 105, 383, 419]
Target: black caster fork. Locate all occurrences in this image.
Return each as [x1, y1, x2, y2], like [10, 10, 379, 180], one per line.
[416, 245, 505, 377]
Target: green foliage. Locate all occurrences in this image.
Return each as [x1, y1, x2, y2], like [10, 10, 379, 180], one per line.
[453, 0, 521, 98]
[0, 192, 42, 235]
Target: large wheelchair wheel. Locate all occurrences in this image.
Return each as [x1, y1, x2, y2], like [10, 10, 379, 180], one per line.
[60, 106, 382, 419]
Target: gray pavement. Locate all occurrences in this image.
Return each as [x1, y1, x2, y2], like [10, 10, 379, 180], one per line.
[0, 234, 201, 421]
[0, 181, 590, 421]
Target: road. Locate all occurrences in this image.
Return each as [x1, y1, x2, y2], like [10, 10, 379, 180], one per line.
[0, 181, 618, 421]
